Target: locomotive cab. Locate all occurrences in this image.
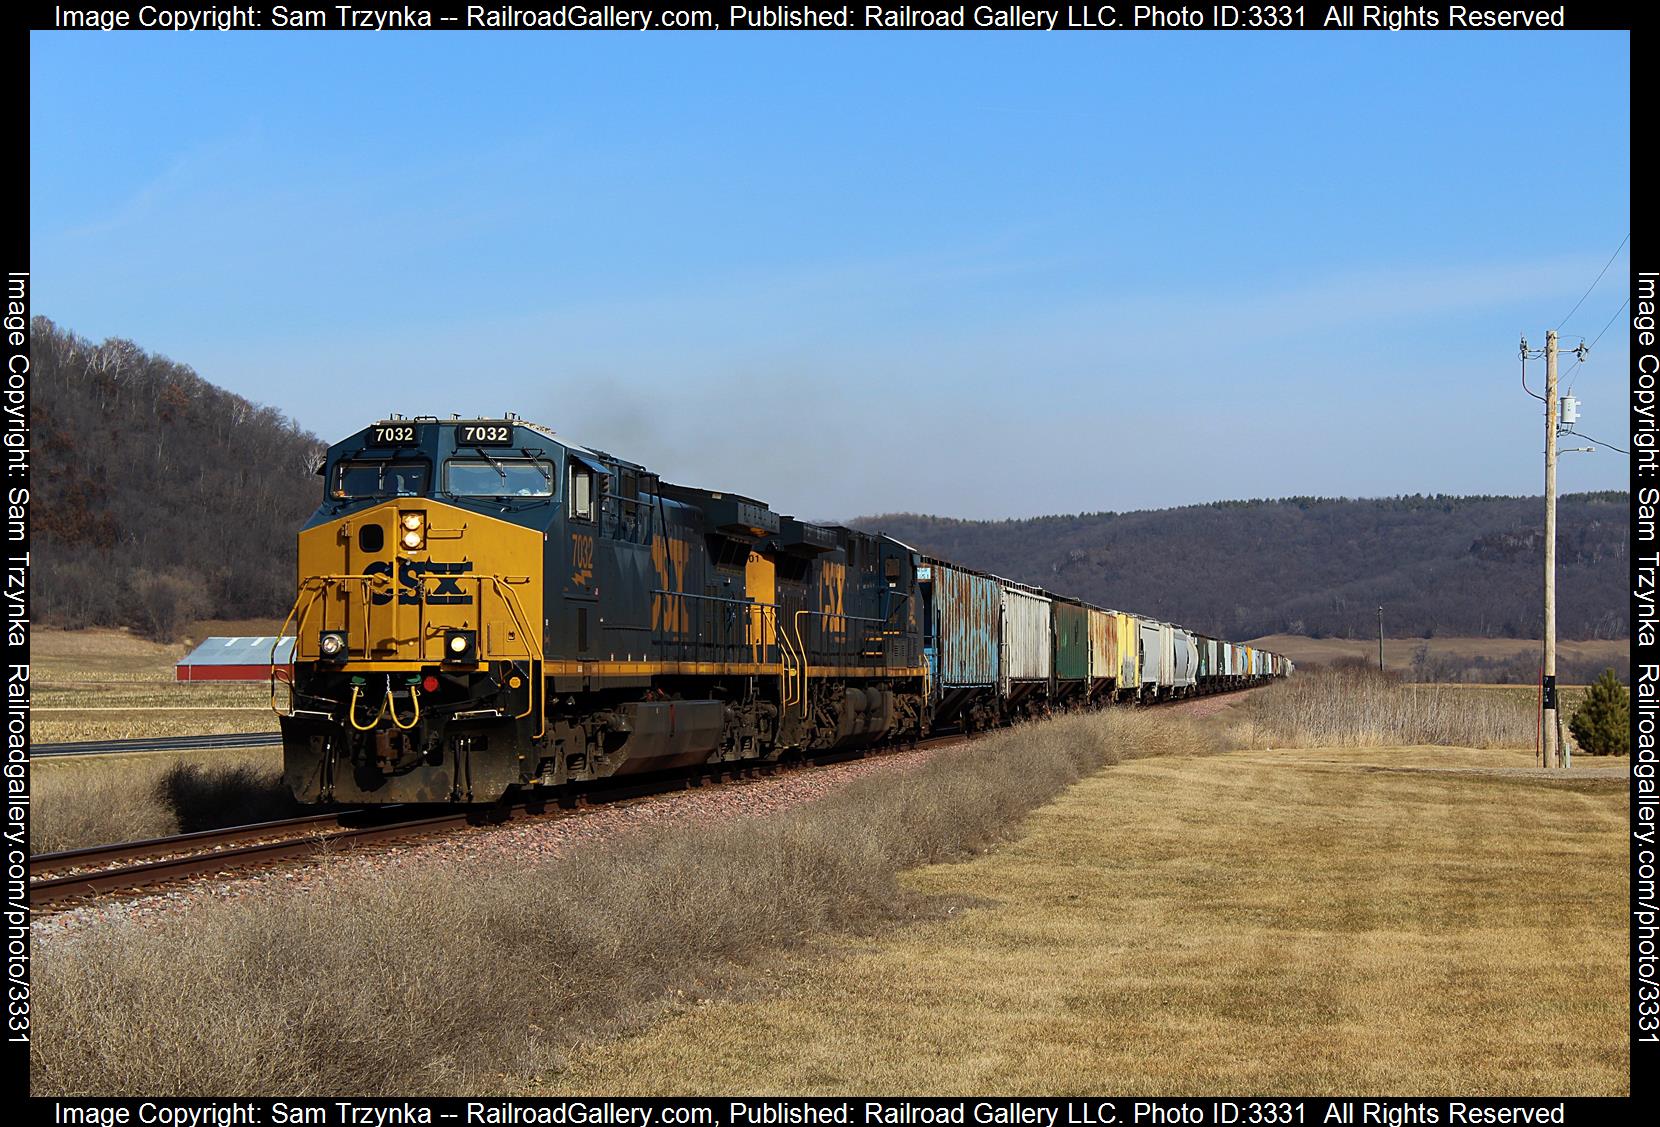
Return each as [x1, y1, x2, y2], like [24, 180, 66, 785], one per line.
[277, 415, 563, 803]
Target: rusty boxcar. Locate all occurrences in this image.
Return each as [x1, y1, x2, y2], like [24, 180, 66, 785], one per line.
[919, 558, 1003, 730]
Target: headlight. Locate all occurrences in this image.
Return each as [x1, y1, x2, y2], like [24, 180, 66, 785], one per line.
[444, 630, 477, 663]
[399, 511, 425, 550]
[319, 631, 347, 661]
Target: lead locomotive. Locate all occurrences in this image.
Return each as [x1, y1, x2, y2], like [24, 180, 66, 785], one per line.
[275, 415, 928, 803]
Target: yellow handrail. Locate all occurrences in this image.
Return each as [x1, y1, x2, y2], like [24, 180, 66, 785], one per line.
[484, 575, 545, 738]
[269, 574, 393, 717]
[777, 605, 801, 712]
[272, 570, 544, 739]
[791, 609, 813, 717]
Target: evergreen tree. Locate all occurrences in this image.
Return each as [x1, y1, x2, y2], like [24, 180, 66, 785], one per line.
[1569, 668, 1630, 757]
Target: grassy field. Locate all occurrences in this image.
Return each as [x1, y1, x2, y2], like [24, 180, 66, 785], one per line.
[541, 741, 1627, 1096]
[1249, 633, 1626, 679]
[32, 628, 278, 742]
[1233, 668, 1593, 752]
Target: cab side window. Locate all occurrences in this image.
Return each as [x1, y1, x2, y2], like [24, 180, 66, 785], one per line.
[570, 463, 595, 521]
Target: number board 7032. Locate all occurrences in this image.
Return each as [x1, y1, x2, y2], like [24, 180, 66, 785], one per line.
[368, 423, 422, 446]
[456, 421, 515, 446]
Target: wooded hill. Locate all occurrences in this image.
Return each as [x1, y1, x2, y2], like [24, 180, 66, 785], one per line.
[856, 493, 1628, 644]
[33, 317, 325, 640]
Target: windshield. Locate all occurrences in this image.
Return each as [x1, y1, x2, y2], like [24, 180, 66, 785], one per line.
[446, 459, 555, 498]
[333, 461, 429, 498]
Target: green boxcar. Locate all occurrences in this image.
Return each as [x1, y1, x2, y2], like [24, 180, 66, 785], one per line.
[1053, 598, 1090, 682]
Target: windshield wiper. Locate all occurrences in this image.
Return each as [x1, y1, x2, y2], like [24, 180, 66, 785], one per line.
[461, 444, 504, 487]
[469, 446, 510, 481]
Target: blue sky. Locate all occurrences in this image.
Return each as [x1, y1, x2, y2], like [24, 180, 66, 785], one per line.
[31, 31, 1630, 520]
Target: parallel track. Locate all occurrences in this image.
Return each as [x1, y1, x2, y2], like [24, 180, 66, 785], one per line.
[33, 731, 283, 757]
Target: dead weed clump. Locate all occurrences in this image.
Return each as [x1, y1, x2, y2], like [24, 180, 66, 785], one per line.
[30, 749, 294, 854]
[32, 707, 1215, 1096]
[158, 760, 305, 833]
[1239, 665, 1536, 749]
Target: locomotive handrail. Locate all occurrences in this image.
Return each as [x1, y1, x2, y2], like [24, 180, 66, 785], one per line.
[269, 574, 392, 717]
[481, 574, 545, 739]
[649, 588, 786, 667]
[778, 607, 803, 712]
[269, 570, 543, 735]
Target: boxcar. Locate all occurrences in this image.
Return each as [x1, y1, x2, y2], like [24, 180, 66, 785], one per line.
[1085, 606, 1119, 699]
[918, 558, 1001, 729]
[1052, 597, 1091, 705]
[1115, 612, 1140, 695]
[1000, 581, 1053, 706]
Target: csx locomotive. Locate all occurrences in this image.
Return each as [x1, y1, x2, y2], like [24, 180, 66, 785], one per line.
[274, 415, 1287, 804]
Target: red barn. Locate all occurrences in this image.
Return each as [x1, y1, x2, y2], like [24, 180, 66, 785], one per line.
[176, 636, 295, 682]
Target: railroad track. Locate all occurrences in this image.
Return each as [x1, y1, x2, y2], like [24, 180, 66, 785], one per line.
[27, 738, 965, 912]
[29, 807, 465, 909]
[32, 731, 283, 757]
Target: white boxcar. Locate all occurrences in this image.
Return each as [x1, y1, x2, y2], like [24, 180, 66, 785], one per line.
[999, 582, 1053, 688]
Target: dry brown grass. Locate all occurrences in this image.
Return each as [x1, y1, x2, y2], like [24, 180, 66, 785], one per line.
[1248, 632, 1627, 673]
[30, 627, 186, 682]
[1235, 666, 1541, 750]
[29, 746, 294, 853]
[542, 744, 1628, 1096]
[31, 709, 1223, 1096]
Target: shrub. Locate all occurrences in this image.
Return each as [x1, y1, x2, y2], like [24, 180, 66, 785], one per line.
[1569, 668, 1629, 757]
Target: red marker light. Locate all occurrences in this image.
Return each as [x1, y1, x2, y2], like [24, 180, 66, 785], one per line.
[422, 675, 439, 692]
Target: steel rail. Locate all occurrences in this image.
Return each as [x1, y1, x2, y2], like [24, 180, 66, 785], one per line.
[30, 809, 457, 908]
[33, 732, 283, 757]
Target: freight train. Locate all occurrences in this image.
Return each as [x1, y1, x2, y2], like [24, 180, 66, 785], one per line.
[272, 416, 1290, 804]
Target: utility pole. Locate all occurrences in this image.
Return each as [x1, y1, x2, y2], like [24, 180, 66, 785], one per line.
[1377, 606, 1384, 672]
[1543, 330, 1560, 769]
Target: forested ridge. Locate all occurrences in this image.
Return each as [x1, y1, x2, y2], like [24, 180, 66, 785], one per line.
[857, 493, 1628, 643]
[33, 317, 325, 639]
[32, 317, 1628, 645]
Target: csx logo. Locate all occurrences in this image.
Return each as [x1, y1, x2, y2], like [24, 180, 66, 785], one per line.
[364, 560, 474, 605]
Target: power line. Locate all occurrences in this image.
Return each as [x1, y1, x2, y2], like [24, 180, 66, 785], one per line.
[1565, 297, 1630, 396]
[1588, 297, 1629, 350]
[1520, 350, 1545, 401]
[1558, 232, 1628, 332]
[1564, 428, 1629, 456]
